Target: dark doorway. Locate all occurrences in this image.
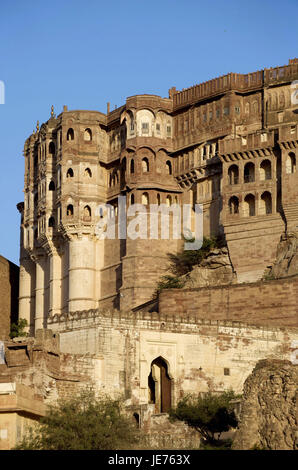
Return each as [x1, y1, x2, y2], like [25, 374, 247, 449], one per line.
[148, 357, 172, 413]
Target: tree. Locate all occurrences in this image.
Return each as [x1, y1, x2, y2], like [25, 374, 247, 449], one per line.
[157, 274, 185, 291]
[169, 390, 238, 445]
[10, 318, 28, 339]
[155, 236, 224, 294]
[14, 389, 141, 450]
[167, 236, 223, 277]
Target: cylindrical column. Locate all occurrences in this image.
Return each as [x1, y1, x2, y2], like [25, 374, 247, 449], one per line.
[35, 256, 46, 330]
[19, 255, 35, 334]
[68, 237, 95, 312]
[49, 252, 62, 316]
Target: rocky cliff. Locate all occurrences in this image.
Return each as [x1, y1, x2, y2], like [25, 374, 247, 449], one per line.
[265, 232, 298, 279]
[182, 247, 236, 288]
[232, 359, 297, 450]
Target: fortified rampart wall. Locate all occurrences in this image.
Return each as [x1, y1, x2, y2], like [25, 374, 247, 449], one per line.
[159, 275, 298, 327]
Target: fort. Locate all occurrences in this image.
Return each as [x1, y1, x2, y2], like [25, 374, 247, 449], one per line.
[0, 58, 298, 449]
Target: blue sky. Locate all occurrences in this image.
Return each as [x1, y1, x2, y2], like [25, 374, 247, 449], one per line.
[0, 0, 297, 264]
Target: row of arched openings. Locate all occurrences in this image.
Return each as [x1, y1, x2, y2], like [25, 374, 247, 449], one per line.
[228, 160, 272, 185]
[229, 191, 272, 217]
[129, 159, 172, 175]
[66, 128, 92, 141]
[228, 153, 296, 185]
[47, 168, 92, 190]
[66, 168, 92, 178]
[66, 205, 91, 218]
[47, 205, 92, 227]
[130, 193, 179, 206]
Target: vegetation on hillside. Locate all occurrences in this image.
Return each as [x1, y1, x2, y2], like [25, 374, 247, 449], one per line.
[169, 390, 239, 448]
[14, 389, 141, 450]
[156, 236, 224, 292]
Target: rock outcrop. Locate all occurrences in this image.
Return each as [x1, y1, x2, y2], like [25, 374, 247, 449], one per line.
[265, 233, 298, 279]
[182, 247, 236, 288]
[232, 359, 298, 450]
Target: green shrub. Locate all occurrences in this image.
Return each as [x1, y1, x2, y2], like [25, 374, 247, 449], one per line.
[168, 236, 223, 277]
[157, 275, 186, 291]
[10, 318, 28, 339]
[14, 389, 142, 450]
[169, 390, 238, 445]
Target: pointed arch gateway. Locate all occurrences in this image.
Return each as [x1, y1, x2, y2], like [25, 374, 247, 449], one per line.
[148, 357, 172, 413]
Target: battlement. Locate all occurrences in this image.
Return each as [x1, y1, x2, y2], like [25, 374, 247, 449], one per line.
[264, 61, 298, 85]
[173, 71, 263, 109]
[172, 59, 298, 110]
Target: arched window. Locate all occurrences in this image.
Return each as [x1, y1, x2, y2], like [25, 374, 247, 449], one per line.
[67, 204, 74, 216]
[48, 216, 55, 228]
[286, 152, 296, 174]
[228, 164, 239, 185]
[141, 122, 149, 135]
[49, 181, 55, 191]
[130, 193, 135, 205]
[130, 159, 135, 174]
[66, 168, 74, 178]
[142, 192, 149, 205]
[260, 160, 272, 181]
[49, 142, 55, 155]
[166, 195, 172, 207]
[157, 194, 161, 205]
[228, 196, 239, 214]
[84, 168, 92, 177]
[244, 162, 255, 183]
[260, 191, 272, 215]
[84, 128, 92, 141]
[142, 157, 149, 173]
[166, 161, 172, 175]
[174, 196, 178, 205]
[67, 128, 74, 141]
[84, 205, 91, 219]
[244, 194, 255, 217]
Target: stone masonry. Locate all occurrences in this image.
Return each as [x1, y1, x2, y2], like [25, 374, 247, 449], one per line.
[17, 59, 298, 333]
[2, 58, 297, 448]
[0, 256, 19, 341]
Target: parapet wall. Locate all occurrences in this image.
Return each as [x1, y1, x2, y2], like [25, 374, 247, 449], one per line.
[172, 60, 298, 109]
[159, 275, 298, 327]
